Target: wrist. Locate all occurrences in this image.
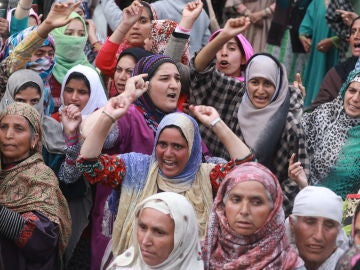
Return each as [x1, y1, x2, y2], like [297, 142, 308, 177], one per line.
[209, 117, 222, 129]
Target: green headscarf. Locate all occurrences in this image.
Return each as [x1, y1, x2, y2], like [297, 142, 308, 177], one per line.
[51, 12, 93, 83]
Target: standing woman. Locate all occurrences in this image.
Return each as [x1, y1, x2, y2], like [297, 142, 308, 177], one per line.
[202, 162, 304, 269]
[0, 102, 71, 269]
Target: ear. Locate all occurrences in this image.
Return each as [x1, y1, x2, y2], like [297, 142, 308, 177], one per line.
[240, 55, 247, 66]
[31, 133, 40, 149]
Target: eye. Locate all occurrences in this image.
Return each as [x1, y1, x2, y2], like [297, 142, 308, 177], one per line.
[30, 99, 40, 105]
[230, 195, 241, 203]
[303, 217, 316, 225]
[78, 90, 89, 95]
[250, 198, 263, 206]
[157, 141, 167, 148]
[154, 228, 166, 235]
[64, 30, 73, 36]
[173, 143, 184, 150]
[139, 17, 150, 24]
[324, 220, 337, 229]
[64, 87, 74, 93]
[15, 98, 25, 103]
[0, 124, 7, 130]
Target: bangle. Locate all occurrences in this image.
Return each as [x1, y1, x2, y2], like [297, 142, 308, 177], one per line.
[210, 117, 222, 129]
[102, 110, 116, 123]
[176, 25, 191, 33]
[17, 3, 32, 10]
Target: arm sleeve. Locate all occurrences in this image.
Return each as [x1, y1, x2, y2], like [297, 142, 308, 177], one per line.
[95, 38, 121, 77]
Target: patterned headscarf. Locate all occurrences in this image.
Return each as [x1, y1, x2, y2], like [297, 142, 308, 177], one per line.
[202, 162, 303, 270]
[108, 192, 204, 269]
[133, 54, 178, 132]
[0, 103, 71, 254]
[150, 20, 190, 65]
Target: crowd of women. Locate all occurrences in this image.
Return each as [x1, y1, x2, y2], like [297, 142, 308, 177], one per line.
[0, 0, 359, 269]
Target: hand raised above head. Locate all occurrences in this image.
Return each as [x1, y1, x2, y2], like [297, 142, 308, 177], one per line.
[189, 104, 220, 127]
[181, 0, 204, 28]
[123, 74, 149, 103]
[44, 1, 81, 29]
[122, 0, 144, 27]
[222, 17, 251, 38]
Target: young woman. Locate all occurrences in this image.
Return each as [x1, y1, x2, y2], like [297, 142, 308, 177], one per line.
[202, 162, 304, 269]
[108, 192, 203, 269]
[76, 74, 253, 258]
[0, 102, 71, 269]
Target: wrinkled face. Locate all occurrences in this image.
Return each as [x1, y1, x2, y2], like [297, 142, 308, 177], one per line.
[126, 9, 152, 47]
[14, 87, 41, 106]
[30, 45, 54, 62]
[63, 78, 90, 111]
[290, 216, 339, 269]
[224, 181, 272, 235]
[137, 208, 174, 266]
[0, 115, 39, 163]
[215, 37, 244, 77]
[343, 81, 360, 118]
[148, 63, 180, 113]
[114, 55, 136, 94]
[353, 213, 360, 245]
[156, 127, 189, 178]
[247, 77, 276, 109]
[64, 18, 86, 37]
[350, 19, 360, 56]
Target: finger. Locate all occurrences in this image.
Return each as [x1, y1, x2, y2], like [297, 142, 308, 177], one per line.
[289, 153, 296, 165]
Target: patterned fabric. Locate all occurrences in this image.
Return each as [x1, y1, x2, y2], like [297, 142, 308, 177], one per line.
[302, 69, 360, 199]
[202, 162, 303, 270]
[189, 56, 308, 215]
[335, 245, 360, 270]
[0, 102, 71, 254]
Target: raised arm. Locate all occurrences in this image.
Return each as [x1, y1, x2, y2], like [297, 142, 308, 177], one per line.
[194, 16, 250, 72]
[80, 74, 149, 158]
[189, 104, 251, 159]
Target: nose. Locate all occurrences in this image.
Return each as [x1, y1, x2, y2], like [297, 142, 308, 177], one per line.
[239, 201, 249, 216]
[163, 146, 173, 157]
[5, 127, 14, 138]
[169, 77, 179, 89]
[353, 91, 360, 102]
[119, 70, 128, 80]
[220, 45, 228, 56]
[141, 231, 152, 247]
[71, 91, 79, 101]
[312, 223, 325, 242]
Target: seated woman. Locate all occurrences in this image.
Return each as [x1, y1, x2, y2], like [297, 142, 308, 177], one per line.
[202, 162, 304, 269]
[290, 68, 360, 199]
[76, 74, 254, 257]
[0, 102, 71, 269]
[107, 192, 203, 269]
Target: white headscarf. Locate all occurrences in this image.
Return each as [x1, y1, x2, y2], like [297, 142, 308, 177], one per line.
[107, 192, 204, 270]
[60, 64, 108, 116]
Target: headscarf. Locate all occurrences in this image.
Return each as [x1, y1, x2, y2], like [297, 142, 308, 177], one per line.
[209, 29, 254, 81]
[60, 64, 108, 117]
[150, 20, 190, 65]
[111, 112, 214, 255]
[7, 8, 41, 27]
[133, 54, 178, 133]
[0, 102, 71, 254]
[335, 245, 360, 270]
[302, 68, 360, 198]
[202, 162, 303, 269]
[0, 69, 65, 154]
[108, 192, 204, 269]
[238, 54, 290, 169]
[51, 12, 93, 84]
[1, 26, 56, 115]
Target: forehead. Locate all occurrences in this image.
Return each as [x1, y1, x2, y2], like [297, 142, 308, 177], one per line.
[352, 19, 360, 29]
[0, 114, 29, 125]
[66, 18, 84, 30]
[154, 62, 178, 74]
[117, 55, 136, 66]
[139, 208, 174, 228]
[347, 81, 360, 90]
[225, 37, 240, 47]
[229, 181, 268, 196]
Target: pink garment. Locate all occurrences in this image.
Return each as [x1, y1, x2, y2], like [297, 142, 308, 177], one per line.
[209, 29, 254, 81]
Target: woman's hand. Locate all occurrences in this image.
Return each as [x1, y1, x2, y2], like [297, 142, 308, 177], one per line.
[293, 73, 306, 97]
[337, 9, 358, 26]
[0, 18, 8, 39]
[249, 10, 264, 25]
[317, 38, 333, 53]
[288, 153, 308, 189]
[121, 0, 144, 28]
[180, 0, 204, 29]
[299, 35, 311, 53]
[189, 104, 220, 127]
[222, 17, 251, 38]
[123, 74, 149, 103]
[102, 93, 133, 121]
[38, 1, 81, 38]
[61, 104, 82, 136]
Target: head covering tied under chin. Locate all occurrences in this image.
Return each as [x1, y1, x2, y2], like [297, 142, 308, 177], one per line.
[133, 55, 179, 132]
[292, 186, 343, 224]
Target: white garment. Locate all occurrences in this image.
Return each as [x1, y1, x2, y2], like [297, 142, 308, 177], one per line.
[106, 192, 204, 270]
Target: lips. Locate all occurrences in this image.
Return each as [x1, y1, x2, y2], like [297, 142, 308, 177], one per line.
[305, 244, 324, 251]
[166, 93, 177, 99]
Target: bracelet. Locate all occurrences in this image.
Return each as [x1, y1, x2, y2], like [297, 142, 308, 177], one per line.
[17, 3, 32, 10]
[102, 110, 116, 123]
[210, 117, 222, 129]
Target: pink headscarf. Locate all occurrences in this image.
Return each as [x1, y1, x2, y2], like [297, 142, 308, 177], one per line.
[209, 29, 253, 81]
[7, 8, 41, 26]
[202, 162, 303, 270]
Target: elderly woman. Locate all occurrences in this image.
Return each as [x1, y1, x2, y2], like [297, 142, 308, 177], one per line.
[202, 162, 304, 269]
[107, 192, 203, 269]
[0, 102, 71, 269]
[289, 68, 360, 198]
[288, 186, 347, 270]
[76, 74, 253, 257]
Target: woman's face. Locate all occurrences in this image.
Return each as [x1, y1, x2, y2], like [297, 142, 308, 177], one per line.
[215, 37, 244, 77]
[64, 18, 86, 37]
[148, 63, 180, 113]
[350, 19, 360, 57]
[114, 55, 136, 94]
[30, 45, 54, 62]
[137, 208, 175, 266]
[14, 87, 41, 106]
[156, 127, 189, 178]
[224, 181, 272, 235]
[0, 115, 39, 163]
[63, 78, 90, 111]
[126, 9, 152, 47]
[343, 81, 360, 118]
[247, 77, 276, 109]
